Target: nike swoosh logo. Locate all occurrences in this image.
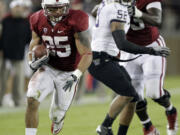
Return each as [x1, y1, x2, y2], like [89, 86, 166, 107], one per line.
[57, 30, 63, 33]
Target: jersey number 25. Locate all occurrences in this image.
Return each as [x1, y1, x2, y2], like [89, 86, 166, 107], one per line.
[42, 35, 71, 58]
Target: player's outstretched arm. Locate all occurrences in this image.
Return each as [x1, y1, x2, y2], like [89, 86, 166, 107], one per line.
[111, 21, 170, 57]
[63, 31, 92, 92]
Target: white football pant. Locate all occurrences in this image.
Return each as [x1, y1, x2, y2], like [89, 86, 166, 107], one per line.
[27, 65, 79, 123]
[120, 36, 166, 99]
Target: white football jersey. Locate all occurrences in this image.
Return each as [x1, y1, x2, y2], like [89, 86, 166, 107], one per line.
[91, 0, 130, 56]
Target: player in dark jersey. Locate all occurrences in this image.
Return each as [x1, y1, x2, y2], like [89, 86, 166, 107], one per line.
[25, 0, 92, 135]
[118, 0, 178, 135]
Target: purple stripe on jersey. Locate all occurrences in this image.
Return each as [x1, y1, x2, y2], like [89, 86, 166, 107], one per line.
[95, 1, 105, 27]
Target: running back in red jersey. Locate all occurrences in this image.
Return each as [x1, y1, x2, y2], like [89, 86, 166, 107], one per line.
[29, 9, 89, 71]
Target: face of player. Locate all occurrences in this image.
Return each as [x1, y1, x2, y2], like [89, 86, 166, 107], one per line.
[47, 6, 64, 17]
[45, 5, 68, 23]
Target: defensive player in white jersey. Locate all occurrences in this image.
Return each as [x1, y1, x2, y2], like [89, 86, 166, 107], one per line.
[88, 0, 170, 135]
[118, 0, 178, 135]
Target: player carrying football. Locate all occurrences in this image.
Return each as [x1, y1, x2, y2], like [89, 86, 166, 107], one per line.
[25, 0, 92, 135]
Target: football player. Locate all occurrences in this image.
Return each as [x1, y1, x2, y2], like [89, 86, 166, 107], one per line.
[88, 0, 170, 135]
[119, 0, 178, 135]
[25, 0, 92, 135]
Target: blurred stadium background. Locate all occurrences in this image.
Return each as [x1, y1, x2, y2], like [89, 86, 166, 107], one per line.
[0, 0, 179, 135]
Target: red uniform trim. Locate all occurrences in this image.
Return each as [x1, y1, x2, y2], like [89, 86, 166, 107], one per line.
[67, 80, 79, 110]
[156, 37, 165, 97]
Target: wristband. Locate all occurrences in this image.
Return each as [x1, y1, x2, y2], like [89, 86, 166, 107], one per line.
[28, 61, 32, 65]
[72, 69, 82, 79]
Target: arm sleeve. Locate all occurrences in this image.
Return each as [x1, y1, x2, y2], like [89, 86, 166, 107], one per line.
[74, 10, 89, 32]
[112, 30, 154, 54]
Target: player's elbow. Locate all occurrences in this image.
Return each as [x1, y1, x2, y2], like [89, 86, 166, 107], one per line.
[87, 52, 93, 64]
[82, 50, 93, 65]
[155, 19, 162, 27]
[153, 17, 162, 27]
[116, 40, 126, 51]
[112, 30, 126, 51]
[86, 52, 93, 68]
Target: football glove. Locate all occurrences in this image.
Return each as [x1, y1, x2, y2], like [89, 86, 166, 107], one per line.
[150, 46, 171, 57]
[128, 6, 143, 18]
[63, 69, 82, 92]
[29, 51, 49, 70]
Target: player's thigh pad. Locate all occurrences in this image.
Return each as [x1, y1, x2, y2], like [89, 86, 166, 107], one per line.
[121, 54, 145, 99]
[121, 53, 144, 80]
[143, 55, 166, 99]
[27, 67, 54, 102]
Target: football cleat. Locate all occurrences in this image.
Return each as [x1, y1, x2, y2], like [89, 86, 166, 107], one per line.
[96, 125, 114, 135]
[51, 120, 64, 135]
[143, 125, 160, 135]
[166, 107, 178, 135]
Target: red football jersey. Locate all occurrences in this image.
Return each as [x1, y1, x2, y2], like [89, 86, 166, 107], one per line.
[127, 0, 162, 46]
[30, 9, 89, 71]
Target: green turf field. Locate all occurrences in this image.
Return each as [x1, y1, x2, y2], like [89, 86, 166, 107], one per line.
[0, 76, 179, 135]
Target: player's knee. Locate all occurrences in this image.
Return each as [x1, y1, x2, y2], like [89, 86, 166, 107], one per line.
[163, 89, 171, 98]
[153, 90, 171, 107]
[136, 99, 147, 112]
[27, 97, 39, 111]
[145, 78, 162, 99]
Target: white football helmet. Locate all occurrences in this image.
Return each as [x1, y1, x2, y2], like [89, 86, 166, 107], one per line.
[120, 0, 136, 6]
[41, 0, 70, 22]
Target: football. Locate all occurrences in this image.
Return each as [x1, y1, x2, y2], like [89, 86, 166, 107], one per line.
[32, 45, 47, 59]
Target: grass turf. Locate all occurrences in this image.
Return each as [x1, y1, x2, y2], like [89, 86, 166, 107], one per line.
[0, 76, 179, 135]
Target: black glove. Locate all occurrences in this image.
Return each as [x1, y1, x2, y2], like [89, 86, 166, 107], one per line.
[149, 46, 171, 57]
[63, 74, 78, 92]
[128, 6, 143, 18]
